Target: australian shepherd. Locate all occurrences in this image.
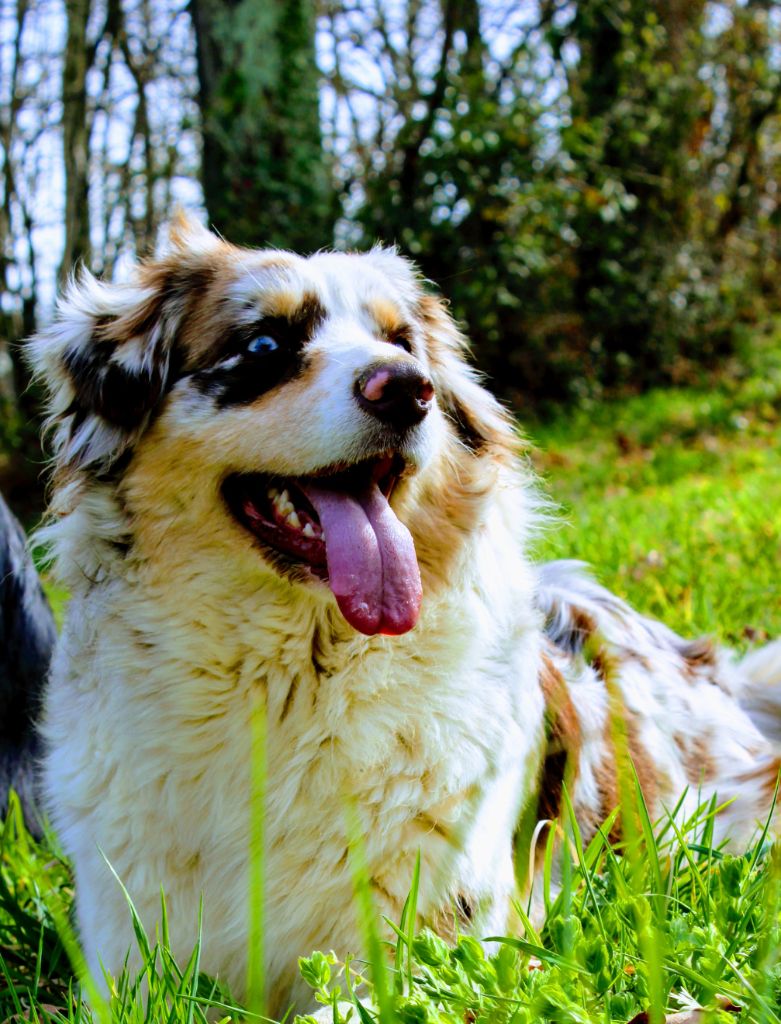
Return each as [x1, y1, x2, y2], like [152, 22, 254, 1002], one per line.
[28, 215, 781, 1016]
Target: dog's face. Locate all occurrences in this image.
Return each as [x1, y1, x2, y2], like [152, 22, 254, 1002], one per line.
[32, 218, 518, 636]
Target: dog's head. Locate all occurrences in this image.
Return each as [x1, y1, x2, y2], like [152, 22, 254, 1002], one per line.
[31, 217, 521, 636]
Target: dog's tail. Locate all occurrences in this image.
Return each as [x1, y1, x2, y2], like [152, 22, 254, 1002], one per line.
[0, 493, 56, 836]
[739, 640, 781, 748]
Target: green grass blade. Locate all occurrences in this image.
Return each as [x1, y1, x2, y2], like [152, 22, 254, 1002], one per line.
[344, 800, 394, 1024]
[562, 783, 606, 941]
[247, 691, 267, 1018]
[482, 935, 587, 973]
[405, 851, 420, 996]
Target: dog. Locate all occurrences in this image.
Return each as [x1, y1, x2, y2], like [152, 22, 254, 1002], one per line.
[27, 215, 781, 1016]
[0, 492, 55, 836]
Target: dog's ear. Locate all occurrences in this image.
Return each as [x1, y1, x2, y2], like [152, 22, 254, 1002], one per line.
[417, 293, 521, 460]
[28, 261, 194, 474]
[164, 209, 221, 257]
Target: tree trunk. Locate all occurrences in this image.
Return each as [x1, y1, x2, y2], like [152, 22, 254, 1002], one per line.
[59, 0, 92, 282]
[191, 0, 333, 251]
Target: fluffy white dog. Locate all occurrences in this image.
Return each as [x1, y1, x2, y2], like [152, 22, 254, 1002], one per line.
[29, 217, 781, 1016]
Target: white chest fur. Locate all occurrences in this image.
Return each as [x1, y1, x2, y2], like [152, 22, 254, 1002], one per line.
[42, 549, 544, 1014]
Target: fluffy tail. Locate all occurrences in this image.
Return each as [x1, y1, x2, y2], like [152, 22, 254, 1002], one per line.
[0, 493, 56, 836]
[740, 640, 781, 747]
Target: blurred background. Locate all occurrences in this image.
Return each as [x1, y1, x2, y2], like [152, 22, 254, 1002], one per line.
[1, 0, 781, 641]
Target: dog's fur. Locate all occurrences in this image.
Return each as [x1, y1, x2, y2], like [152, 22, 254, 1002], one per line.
[0, 492, 55, 835]
[29, 217, 781, 1015]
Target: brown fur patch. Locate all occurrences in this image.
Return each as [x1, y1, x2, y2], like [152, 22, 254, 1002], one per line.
[675, 732, 717, 784]
[569, 607, 598, 649]
[540, 652, 581, 752]
[407, 441, 501, 592]
[262, 289, 326, 335]
[761, 758, 781, 801]
[738, 756, 781, 802]
[132, 259, 219, 352]
[592, 749, 621, 843]
[365, 297, 405, 336]
[155, 250, 299, 367]
[625, 714, 658, 814]
[679, 636, 718, 681]
[537, 652, 582, 823]
[262, 287, 304, 321]
[591, 709, 662, 844]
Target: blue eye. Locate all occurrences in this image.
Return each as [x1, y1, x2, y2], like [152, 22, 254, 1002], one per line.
[247, 335, 279, 355]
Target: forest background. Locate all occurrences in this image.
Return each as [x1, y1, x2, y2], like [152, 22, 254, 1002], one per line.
[2, 0, 781, 519]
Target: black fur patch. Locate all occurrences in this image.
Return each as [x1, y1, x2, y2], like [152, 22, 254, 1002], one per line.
[190, 304, 325, 407]
[447, 399, 489, 453]
[290, 293, 327, 340]
[191, 346, 301, 407]
[61, 266, 216, 431]
[63, 344, 171, 430]
[455, 893, 474, 923]
[385, 324, 413, 353]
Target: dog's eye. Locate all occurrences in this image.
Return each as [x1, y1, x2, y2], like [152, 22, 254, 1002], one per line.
[247, 335, 279, 356]
[389, 330, 412, 353]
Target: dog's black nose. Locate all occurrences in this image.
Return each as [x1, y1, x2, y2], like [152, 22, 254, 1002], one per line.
[356, 362, 435, 429]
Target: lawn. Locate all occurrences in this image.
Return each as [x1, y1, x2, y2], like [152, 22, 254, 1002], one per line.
[2, 328, 781, 1023]
[530, 326, 781, 647]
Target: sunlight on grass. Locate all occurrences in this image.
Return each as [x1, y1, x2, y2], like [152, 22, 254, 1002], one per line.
[529, 340, 781, 646]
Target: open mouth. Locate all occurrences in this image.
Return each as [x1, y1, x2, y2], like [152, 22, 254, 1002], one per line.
[222, 453, 422, 636]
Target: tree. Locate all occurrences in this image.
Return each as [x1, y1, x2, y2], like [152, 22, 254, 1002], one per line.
[0, 0, 59, 516]
[0, 0, 200, 519]
[59, 0, 92, 283]
[191, 0, 333, 250]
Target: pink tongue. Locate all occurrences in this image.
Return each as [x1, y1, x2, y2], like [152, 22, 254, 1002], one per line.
[301, 481, 422, 636]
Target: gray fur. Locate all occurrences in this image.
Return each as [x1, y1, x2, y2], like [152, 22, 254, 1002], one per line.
[0, 493, 56, 835]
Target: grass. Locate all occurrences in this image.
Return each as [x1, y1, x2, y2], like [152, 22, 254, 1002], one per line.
[4, 326, 781, 1022]
[529, 325, 781, 646]
[298, 792, 781, 1024]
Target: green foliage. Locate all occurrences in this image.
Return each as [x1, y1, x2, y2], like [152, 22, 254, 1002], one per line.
[297, 799, 781, 1023]
[349, 1, 781, 404]
[0, 796, 71, 1014]
[0, 794, 241, 1022]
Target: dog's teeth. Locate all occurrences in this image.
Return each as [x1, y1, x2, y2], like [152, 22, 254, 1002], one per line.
[302, 522, 315, 538]
[286, 510, 302, 530]
[270, 488, 294, 517]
